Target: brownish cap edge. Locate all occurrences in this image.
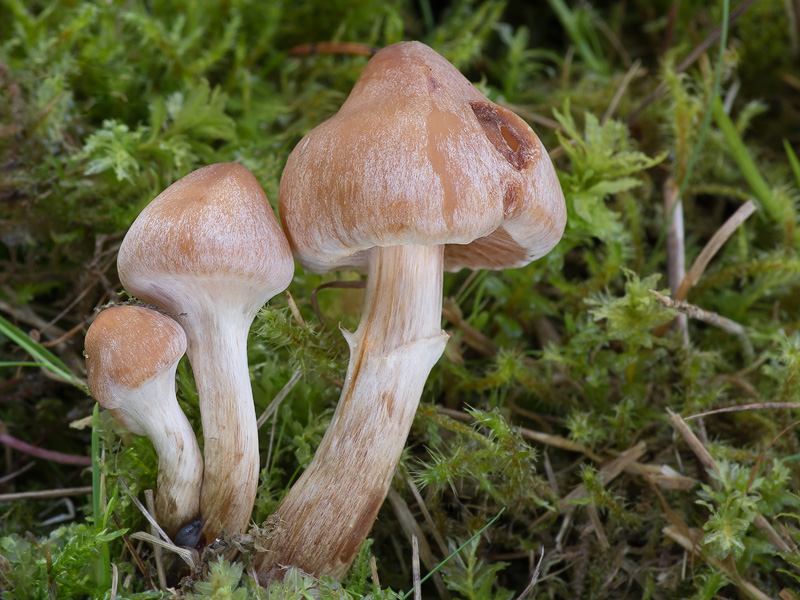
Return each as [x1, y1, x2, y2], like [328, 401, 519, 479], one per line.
[118, 162, 294, 298]
[85, 305, 186, 410]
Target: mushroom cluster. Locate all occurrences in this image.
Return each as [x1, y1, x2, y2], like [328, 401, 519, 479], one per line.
[85, 41, 565, 586]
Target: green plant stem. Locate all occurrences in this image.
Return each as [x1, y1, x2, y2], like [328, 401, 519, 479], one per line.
[785, 140, 800, 188]
[92, 404, 111, 591]
[711, 97, 781, 222]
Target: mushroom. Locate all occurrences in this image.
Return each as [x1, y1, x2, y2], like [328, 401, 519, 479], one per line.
[85, 304, 202, 539]
[256, 41, 566, 582]
[117, 163, 294, 545]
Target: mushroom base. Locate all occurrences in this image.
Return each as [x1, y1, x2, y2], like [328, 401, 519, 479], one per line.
[255, 244, 448, 582]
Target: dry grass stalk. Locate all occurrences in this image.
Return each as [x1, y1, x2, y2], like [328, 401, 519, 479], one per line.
[586, 504, 610, 549]
[412, 535, 422, 600]
[663, 178, 688, 342]
[386, 487, 449, 600]
[558, 442, 647, 513]
[666, 409, 791, 554]
[406, 475, 449, 558]
[256, 369, 302, 429]
[662, 525, 774, 600]
[0, 486, 92, 502]
[145, 489, 167, 589]
[650, 291, 750, 348]
[369, 556, 380, 588]
[674, 200, 757, 302]
[601, 60, 642, 125]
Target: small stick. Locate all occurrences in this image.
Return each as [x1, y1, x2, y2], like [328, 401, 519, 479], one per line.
[405, 475, 448, 557]
[517, 547, 545, 600]
[627, 0, 758, 125]
[111, 513, 156, 590]
[0, 486, 92, 502]
[686, 402, 800, 420]
[0, 433, 92, 466]
[649, 291, 750, 340]
[601, 60, 641, 125]
[0, 461, 35, 485]
[145, 489, 167, 589]
[257, 369, 302, 429]
[655, 200, 756, 337]
[310, 280, 365, 328]
[663, 178, 688, 342]
[663, 525, 774, 600]
[667, 409, 791, 554]
[674, 201, 757, 302]
[412, 535, 422, 600]
[285, 291, 306, 329]
[110, 563, 119, 598]
[370, 555, 380, 588]
[118, 477, 173, 546]
[586, 504, 610, 549]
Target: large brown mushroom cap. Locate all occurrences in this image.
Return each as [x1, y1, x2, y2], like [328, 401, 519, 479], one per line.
[279, 41, 566, 273]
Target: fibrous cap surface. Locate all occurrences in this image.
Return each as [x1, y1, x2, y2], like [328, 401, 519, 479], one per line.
[279, 41, 566, 273]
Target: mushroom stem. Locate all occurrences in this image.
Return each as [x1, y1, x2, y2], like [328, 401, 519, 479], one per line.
[122, 385, 202, 537]
[183, 303, 260, 546]
[256, 244, 448, 582]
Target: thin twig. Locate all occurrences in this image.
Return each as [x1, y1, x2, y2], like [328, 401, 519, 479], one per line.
[285, 291, 306, 329]
[112, 512, 156, 590]
[686, 402, 800, 420]
[0, 486, 92, 502]
[412, 535, 422, 600]
[128, 532, 196, 569]
[0, 432, 92, 466]
[257, 369, 302, 429]
[0, 460, 35, 485]
[627, 0, 758, 125]
[310, 280, 365, 328]
[370, 556, 381, 588]
[145, 489, 167, 589]
[406, 475, 449, 557]
[516, 547, 545, 600]
[667, 409, 791, 554]
[675, 201, 757, 302]
[601, 60, 641, 125]
[663, 178, 688, 342]
[118, 476, 174, 546]
[651, 289, 746, 335]
[655, 200, 757, 338]
[663, 525, 774, 600]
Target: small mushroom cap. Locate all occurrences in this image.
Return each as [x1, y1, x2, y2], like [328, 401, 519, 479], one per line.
[85, 305, 187, 434]
[118, 163, 294, 312]
[279, 41, 566, 274]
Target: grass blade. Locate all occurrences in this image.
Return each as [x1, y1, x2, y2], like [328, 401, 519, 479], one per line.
[0, 314, 86, 390]
[401, 508, 506, 599]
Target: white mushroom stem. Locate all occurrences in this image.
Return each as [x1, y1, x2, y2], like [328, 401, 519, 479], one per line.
[177, 294, 260, 546]
[256, 244, 448, 582]
[113, 381, 203, 538]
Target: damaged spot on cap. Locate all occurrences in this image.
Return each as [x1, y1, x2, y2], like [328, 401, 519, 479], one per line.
[470, 101, 531, 170]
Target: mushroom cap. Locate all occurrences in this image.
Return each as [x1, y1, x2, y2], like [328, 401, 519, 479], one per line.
[118, 163, 294, 315]
[85, 305, 187, 434]
[279, 41, 566, 274]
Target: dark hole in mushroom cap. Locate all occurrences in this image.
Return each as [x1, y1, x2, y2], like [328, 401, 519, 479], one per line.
[470, 101, 530, 170]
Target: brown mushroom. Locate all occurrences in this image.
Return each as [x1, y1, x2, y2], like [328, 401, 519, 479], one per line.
[256, 41, 566, 582]
[85, 304, 202, 539]
[117, 163, 294, 545]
